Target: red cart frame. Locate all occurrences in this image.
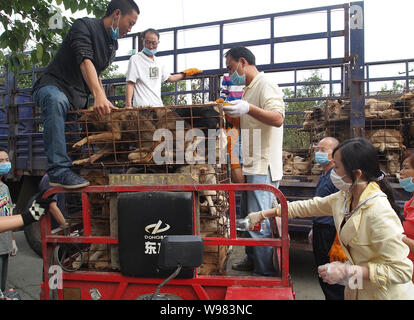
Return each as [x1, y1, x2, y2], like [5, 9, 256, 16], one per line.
[40, 183, 294, 300]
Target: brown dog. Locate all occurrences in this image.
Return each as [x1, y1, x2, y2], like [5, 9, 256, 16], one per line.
[176, 164, 218, 216]
[71, 171, 111, 270]
[128, 107, 192, 163]
[71, 105, 223, 166]
[282, 151, 294, 175]
[326, 100, 350, 121]
[72, 108, 158, 165]
[366, 129, 405, 152]
[365, 99, 400, 119]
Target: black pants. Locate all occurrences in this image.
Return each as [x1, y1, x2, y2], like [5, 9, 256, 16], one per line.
[0, 254, 9, 292]
[312, 223, 345, 300]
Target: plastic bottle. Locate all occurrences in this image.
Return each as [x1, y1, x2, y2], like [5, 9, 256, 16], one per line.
[236, 218, 262, 232]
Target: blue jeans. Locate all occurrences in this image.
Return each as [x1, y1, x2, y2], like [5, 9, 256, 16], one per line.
[241, 168, 279, 277]
[32, 86, 79, 179]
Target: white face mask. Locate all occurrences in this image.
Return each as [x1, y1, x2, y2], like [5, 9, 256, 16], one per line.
[330, 169, 367, 193]
[330, 170, 352, 192]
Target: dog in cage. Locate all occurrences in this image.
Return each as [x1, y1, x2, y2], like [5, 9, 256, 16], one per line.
[365, 98, 401, 119]
[176, 164, 218, 217]
[282, 151, 294, 176]
[135, 105, 222, 164]
[70, 171, 112, 271]
[71, 105, 223, 166]
[127, 106, 194, 163]
[399, 92, 414, 117]
[71, 108, 158, 165]
[385, 152, 401, 176]
[326, 99, 350, 120]
[366, 129, 405, 153]
[302, 107, 324, 131]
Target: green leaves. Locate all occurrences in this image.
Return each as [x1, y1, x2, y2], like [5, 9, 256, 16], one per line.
[7, 54, 20, 71]
[42, 51, 51, 66]
[63, 0, 79, 14]
[0, 0, 109, 73]
[20, 0, 33, 12]
[78, 0, 87, 11]
[283, 71, 324, 149]
[36, 43, 44, 62]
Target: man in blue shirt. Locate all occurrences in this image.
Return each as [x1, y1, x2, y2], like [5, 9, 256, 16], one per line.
[311, 137, 344, 300]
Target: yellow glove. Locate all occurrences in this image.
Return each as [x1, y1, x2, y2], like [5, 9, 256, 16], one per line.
[181, 68, 203, 78]
[215, 98, 230, 106]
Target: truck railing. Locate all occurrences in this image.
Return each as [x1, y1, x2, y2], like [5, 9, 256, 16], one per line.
[365, 58, 414, 97]
[113, 2, 355, 105]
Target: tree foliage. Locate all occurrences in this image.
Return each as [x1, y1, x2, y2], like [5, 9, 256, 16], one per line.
[161, 79, 210, 106]
[379, 79, 414, 95]
[0, 0, 109, 73]
[100, 64, 127, 108]
[283, 71, 325, 150]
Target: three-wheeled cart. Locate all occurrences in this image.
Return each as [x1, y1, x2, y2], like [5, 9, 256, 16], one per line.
[39, 183, 294, 300]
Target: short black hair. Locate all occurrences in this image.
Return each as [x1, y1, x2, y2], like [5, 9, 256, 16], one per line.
[0, 146, 8, 154]
[225, 46, 256, 66]
[105, 0, 140, 17]
[141, 28, 160, 40]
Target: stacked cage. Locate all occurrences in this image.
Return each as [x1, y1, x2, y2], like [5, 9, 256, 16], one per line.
[58, 104, 233, 276]
[395, 92, 414, 150]
[295, 95, 411, 178]
[364, 97, 405, 176]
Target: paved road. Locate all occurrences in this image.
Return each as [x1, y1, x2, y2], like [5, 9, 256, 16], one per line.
[289, 248, 324, 300]
[7, 230, 42, 300]
[7, 231, 324, 300]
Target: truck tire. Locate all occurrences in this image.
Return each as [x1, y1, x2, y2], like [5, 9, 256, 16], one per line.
[24, 221, 43, 257]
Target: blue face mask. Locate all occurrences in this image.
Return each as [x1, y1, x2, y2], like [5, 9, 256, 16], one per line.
[110, 15, 121, 41]
[315, 152, 331, 166]
[0, 162, 11, 175]
[230, 62, 246, 86]
[143, 47, 157, 56]
[399, 177, 414, 193]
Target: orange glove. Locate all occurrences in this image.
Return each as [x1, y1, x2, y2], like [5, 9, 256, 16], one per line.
[328, 234, 347, 263]
[216, 98, 228, 105]
[216, 99, 240, 128]
[181, 68, 203, 78]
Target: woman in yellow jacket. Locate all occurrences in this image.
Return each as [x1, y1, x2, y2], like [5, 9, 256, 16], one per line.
[248, 138, 414, 300]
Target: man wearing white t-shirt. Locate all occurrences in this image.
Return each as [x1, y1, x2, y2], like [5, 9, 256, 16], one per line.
[126, 28, 202, 107]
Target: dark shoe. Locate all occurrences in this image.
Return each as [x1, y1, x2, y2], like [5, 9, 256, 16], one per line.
[49, 170, 90, 189]
[232, 256, 254, 272]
